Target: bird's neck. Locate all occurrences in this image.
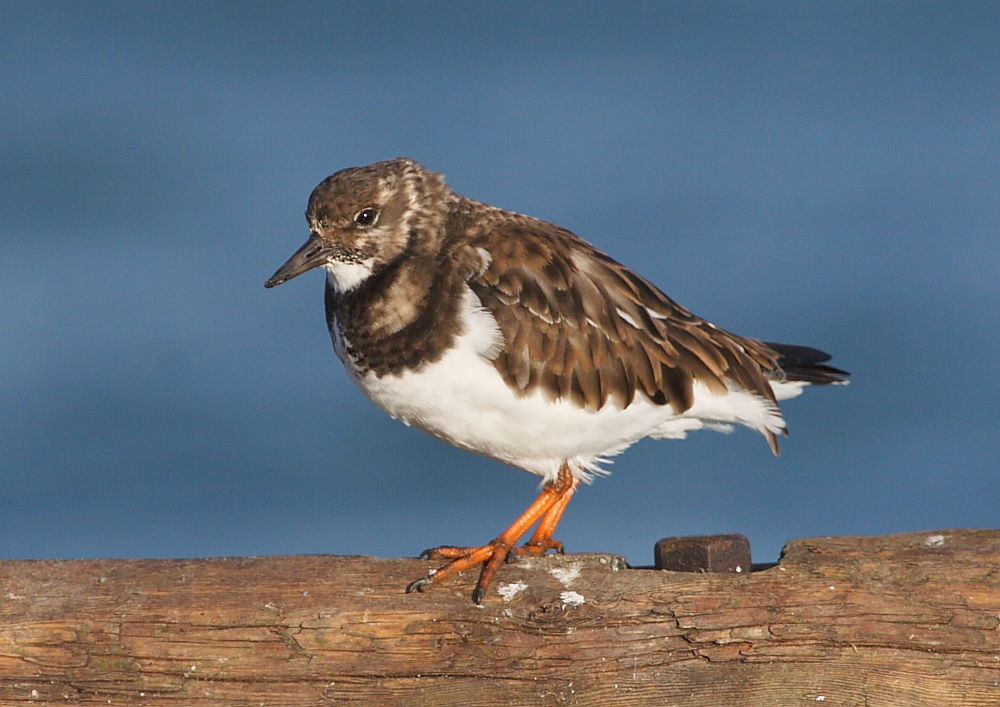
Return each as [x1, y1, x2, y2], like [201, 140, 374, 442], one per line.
[326, 247, 468, 378]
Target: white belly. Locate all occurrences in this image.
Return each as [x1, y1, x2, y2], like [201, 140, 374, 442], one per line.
[333, 287, 789, 483]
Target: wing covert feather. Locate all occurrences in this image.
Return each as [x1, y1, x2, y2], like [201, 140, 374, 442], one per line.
[463, 209, 782, 415]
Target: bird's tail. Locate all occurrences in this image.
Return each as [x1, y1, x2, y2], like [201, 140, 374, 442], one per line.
[765, 342, 850, 385]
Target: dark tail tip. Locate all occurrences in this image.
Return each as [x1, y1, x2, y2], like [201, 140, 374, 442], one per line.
[765, 342, 850, 385]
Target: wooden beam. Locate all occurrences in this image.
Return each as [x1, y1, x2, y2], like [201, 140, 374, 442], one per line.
[1, 529, 998, 705]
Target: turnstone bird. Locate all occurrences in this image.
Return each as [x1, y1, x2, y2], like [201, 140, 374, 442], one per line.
[265, 158, 849, 604]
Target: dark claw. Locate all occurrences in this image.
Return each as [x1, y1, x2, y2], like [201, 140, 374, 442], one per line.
[504, 551, 518, 564]
[471, 586, 485, 605]
[418, 548, 435, 560]
[406, 578, 430, 594]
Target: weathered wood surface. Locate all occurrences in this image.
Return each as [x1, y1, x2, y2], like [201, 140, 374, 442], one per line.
[1, 529, 998, 706]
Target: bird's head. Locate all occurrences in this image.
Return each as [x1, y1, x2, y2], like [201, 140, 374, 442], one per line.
[265, 157, 449, 292]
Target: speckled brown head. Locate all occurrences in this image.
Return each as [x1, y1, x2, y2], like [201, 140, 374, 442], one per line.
[264, 157, 451, 292]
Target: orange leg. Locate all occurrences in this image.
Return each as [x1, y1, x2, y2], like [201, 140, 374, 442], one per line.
[407, 463, 578, 604]
[508, 475, 580, 559]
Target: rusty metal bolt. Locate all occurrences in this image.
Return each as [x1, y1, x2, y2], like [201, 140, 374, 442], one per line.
[654, 533, 751, 573]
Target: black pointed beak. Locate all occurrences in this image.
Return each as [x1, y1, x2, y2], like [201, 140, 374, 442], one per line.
[264, 235, 329, 288]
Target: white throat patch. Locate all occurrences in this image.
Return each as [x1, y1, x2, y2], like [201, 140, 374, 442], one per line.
[324, 259, 374, 293]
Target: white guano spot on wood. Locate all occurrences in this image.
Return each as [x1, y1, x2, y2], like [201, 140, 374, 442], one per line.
[550, 565, 581, 587]
[560, 590, 585, 607]
[497, 581, 529, 602]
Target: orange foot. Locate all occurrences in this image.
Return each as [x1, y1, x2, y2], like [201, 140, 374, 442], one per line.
[406, 463, 580, 604]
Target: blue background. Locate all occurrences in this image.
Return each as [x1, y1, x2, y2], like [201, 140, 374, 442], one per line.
[3, 2, 998, 568]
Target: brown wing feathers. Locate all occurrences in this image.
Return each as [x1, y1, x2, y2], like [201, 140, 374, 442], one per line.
[467, 210, 783, 417]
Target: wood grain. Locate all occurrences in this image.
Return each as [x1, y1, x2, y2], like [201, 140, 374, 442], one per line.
[1, 529, 998, 705]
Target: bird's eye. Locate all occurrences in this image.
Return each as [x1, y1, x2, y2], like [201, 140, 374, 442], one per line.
[353, 208, 379, 227]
